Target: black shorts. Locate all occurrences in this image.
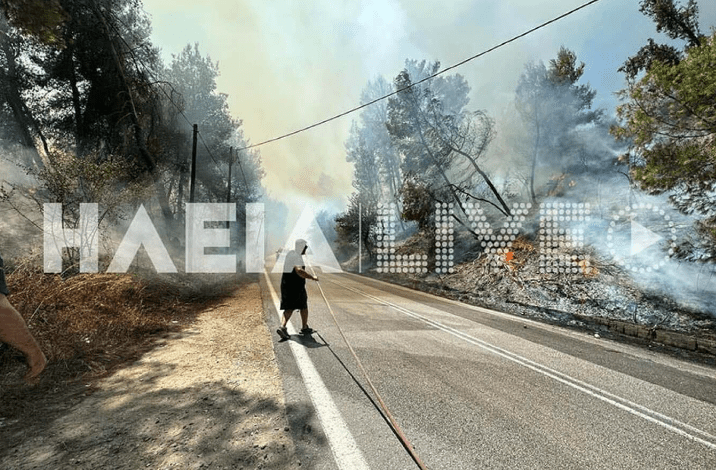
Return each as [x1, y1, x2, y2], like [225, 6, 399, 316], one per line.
[0, 255, 8, 296]
[280, 276, 307, 310]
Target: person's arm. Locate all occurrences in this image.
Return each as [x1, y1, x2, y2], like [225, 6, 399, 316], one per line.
[294, 266, 318, 281]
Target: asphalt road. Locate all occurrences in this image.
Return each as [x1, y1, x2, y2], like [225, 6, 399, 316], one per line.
[260, 271, 716, 469]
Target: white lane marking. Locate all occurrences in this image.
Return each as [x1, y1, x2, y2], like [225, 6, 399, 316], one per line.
[349, 274, 716, 380]
[335, 279, 716, 451]
[263, 271, 370, 470]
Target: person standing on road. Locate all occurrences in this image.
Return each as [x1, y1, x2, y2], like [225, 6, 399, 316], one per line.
[277, 239, 318, 340]
[0, 250, 47, 381]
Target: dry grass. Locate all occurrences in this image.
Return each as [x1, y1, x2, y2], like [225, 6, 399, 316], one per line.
[510, 235, 536, 253]
[0, 254, 250, 387]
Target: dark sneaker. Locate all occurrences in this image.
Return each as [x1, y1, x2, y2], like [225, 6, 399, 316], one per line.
[300, 327, 314, 335]
[276, 327, 290, 340]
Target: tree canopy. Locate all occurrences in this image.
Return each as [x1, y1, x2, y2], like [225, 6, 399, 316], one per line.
[612, 0, 715, 257]
[0, 0, 67, 44]
[515, 47, 602, 202]
[0, 0, 264, 253]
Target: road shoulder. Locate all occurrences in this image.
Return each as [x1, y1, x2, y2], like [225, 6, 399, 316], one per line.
[1, 281, 299, 469]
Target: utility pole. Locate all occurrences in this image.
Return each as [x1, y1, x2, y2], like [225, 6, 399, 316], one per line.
[226, 147, 233, 229]
[226, 146, 233, 203]
[236, 149, 249, 191]
[189, 124, 198, 203]
[358, 201, 362, 273]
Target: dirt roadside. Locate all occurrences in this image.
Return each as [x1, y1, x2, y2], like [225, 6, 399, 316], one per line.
[0, 281, 300, 470]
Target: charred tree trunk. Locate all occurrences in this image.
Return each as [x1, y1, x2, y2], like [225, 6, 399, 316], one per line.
[448, 145, 511, 217]
[413, 119, 482, 238]
[529, 113, 541, 205]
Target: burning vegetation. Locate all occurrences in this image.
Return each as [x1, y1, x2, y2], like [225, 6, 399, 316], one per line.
[351, 226, 716, 360]
[334, 0, 716, 359]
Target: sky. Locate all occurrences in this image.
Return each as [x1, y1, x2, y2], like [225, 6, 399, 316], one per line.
[140, 0, 716, 219]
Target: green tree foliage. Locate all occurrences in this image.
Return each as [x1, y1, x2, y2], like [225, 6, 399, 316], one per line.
[0, 0, 170, 214]
[612, 32, 716, 253]
[397, 174, 434, 231]
[619, 0, 702, 80]
[165, 43, 236, 148]
[36, 0, 161, 164]
[337, 59, 505, 255]
[613, 35, 716, 190]
[0, 0, 67, 45]
[611, 0, 715, 257]
[334, 194, 378, 261]
[1, 1, 154, 165]
[337, 76, 400, 256]
[640, 0, 701, 45]
[346, 76, 400, 206]
[4, 0, 185, 225]
[345, 120, 382, 204]
[160, 43, 262, 213]
[515, 47, 602, 203]
[0, 1, 264, 242]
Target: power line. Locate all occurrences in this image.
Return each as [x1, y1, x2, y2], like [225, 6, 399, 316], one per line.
[235, 148, 249, 190]
[235, 0, 604, 152]
[195, 129, 220, 166]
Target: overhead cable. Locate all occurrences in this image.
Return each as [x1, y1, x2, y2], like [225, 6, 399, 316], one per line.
[234, 0, 604, 152]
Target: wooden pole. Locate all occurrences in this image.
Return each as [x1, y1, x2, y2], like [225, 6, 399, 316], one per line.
[226, 147, 233, 203]
[226, 147, 233, 229]
[189, 124, 198, 203]
[358, 201, 362, 273]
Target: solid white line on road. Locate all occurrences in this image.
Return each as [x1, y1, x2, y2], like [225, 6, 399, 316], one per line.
[334, 278, 716, 452]
[263, 271, 370, 470]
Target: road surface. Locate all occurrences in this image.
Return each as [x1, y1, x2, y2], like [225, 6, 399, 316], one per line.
[261, 272, 716, 469]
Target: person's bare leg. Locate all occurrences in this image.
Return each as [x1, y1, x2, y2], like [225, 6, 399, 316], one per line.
[281, 309, 294, 328]
[0, 294, 47, 380]
[299, 309, 309, 329]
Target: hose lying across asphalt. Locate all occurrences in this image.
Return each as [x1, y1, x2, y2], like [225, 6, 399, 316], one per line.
[306, 263, 430, 470]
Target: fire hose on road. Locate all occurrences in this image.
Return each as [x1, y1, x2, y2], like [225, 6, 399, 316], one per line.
[304, 262, 430, 470]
